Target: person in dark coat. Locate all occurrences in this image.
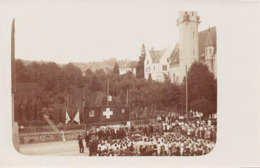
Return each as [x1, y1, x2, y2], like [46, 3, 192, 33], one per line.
[78, 135, 84, 153]
[85, 131, 90, 148]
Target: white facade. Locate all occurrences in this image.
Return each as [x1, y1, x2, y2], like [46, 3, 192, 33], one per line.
[144, 47, 172, 82]
[119, 67, 136, 76]
[171, 11, 200, 83]
[144, 11, 217, 83]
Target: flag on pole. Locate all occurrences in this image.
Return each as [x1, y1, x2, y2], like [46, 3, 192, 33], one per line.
[74, 109, 80, 124]
[108, 95, 112, 102]
[65, 110, 70, 124]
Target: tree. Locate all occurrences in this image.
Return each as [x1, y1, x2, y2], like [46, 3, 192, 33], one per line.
[184, 62, 217, 117]
[113, 62, 119, 75]
[136, 44, 146, 79]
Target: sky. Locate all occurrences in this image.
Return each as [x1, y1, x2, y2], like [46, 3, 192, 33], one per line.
[0, 0, 223, 64]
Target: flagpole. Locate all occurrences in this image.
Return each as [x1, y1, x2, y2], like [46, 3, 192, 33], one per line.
[107, 80, 109, 106]
[185, 65, 188, 120]
[126, 88, 128, 106]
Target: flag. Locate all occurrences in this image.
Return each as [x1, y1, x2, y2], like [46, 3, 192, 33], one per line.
[74, 109, 80, 124]
[65, 110, 70, 124]
[84, 106, 129, 123]
[108, 95, 112, 102]
[84, 107, 101, 123]
[100, 106, 129, 122]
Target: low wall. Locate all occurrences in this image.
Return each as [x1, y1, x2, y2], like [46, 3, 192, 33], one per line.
[19, 130, 85, 144]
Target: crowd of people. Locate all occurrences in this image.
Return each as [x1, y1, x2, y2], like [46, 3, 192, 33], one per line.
[77, 118, 217, 156]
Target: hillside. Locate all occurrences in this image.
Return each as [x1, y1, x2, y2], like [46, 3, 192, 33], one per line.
[19, 58, 135, 73]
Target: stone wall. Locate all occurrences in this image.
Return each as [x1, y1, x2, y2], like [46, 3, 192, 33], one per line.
[19, 130, 85, 144]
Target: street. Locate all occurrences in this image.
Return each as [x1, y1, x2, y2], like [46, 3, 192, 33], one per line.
[20, 140, 89, 156]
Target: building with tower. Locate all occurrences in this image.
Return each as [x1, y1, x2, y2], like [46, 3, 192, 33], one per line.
[144, 11, 217, 83]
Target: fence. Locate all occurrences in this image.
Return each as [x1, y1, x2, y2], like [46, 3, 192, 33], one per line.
[19, 124, 86, 134]
[19, 118, 158, 134]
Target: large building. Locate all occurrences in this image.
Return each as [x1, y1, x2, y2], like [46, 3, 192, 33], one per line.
[144, 11, 217, 83]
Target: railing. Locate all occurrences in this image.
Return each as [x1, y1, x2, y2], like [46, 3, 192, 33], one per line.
[19, 119, 158, 134]
[19, 124, 86, 134]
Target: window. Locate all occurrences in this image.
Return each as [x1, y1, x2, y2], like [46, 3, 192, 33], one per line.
[193, 49, 195, 56]
[153, 66, 155, 71]
[193, 31, 194, 37]
[162, 65, 167, 71]
[147, 60, 149, 64]
[210, 48, 212, 54]
[205, 49, 207, 56]
[147, 67, 150, 72]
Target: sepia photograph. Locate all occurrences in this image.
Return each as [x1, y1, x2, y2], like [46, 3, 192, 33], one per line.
[1, 0, 260, 167]
[11, 8, 217, 157]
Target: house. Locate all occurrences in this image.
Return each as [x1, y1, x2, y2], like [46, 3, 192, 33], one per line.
[119, 61, 138, 76]
[144, 46, 172, 82]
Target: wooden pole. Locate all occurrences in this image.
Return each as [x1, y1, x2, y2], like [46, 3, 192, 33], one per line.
[186, 65, 188, 120]
[126, 88, 128, 106]
[107, 80, 109, 106]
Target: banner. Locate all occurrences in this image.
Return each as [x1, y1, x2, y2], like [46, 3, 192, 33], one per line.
[84, 106, 130, 123]
[100, 106, 129, 122]
[108, 95, 112, 102]
[84, 107, 100, 123]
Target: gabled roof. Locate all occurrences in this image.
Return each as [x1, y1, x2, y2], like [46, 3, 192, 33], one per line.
[120, 61, 138, 69]
[169, 43, 179, 66]
[149, 48, 167, 63]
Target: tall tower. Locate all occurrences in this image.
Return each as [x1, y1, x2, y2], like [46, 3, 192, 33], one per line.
[177, 11, 200, 69]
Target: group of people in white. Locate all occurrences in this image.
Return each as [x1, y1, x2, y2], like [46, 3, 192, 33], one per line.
[81, 115, 216, 156]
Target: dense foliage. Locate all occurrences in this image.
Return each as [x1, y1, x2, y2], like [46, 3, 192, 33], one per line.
[14, 60, 217, 125]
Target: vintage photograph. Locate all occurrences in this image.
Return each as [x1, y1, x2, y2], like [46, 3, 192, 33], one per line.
[11, 6, 217, 156]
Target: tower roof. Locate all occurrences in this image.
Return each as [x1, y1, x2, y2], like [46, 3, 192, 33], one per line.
[199, 26, 217, 58]
[169, 43, 179, 66]
[204, 28, 215, 47]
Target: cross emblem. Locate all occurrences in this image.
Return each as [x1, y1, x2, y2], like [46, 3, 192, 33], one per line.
[103, 108, 113, 119]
